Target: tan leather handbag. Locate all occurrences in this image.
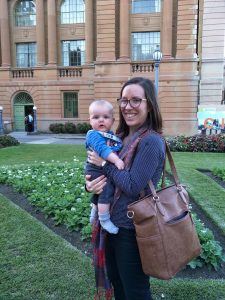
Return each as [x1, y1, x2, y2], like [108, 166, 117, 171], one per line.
[127, 143, 201, 280]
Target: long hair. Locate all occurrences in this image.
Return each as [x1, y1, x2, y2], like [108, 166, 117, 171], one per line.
[116, 77, 162, 137]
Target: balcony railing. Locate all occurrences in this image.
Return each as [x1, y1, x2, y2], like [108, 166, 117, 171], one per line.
[12, 68, 34, 78]
[131, 63, 154, 73]
[58, 67, 82, 77]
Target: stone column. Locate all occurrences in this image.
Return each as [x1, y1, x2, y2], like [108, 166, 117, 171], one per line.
[96, 0, 116, 61]
[161, 0, 173, 58]
[36, 0, 45, 66]
[119, 0, 129, 60]
[85, 0, 94, 64]
[0, 0, 11, 67]
[47, 0, 57, 65]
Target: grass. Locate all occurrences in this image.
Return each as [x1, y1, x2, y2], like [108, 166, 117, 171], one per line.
[0, 194, 95, 300]
[170, 152, 225, 234]
[0, 144, 86, 165]
[0, 194, 224, 300]
[1, 145, 225, 299]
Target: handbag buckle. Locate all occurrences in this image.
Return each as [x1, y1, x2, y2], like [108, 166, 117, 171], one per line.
[177, 185, 182, 191]
[127, 210, 134, 219]
[153, 195, 159, 201]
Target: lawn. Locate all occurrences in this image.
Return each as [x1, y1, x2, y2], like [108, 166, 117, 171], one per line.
[0, 194, 95, 300]
[171, 152, 225, 234]
[0, 144, 86, 165]
[0, 144, 225, 299]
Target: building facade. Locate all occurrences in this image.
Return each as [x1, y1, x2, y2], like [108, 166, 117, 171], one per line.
[0, 0, 224, 135]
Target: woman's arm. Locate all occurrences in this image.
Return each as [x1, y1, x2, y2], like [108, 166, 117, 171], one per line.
[102, 134, 165, 197]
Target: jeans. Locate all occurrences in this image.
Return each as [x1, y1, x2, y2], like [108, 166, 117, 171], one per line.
[106, 228, 152, 300]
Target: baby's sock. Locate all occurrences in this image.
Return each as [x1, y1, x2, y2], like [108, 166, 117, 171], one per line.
[90, 206, 98, 225]
[98, 212, 119, 234]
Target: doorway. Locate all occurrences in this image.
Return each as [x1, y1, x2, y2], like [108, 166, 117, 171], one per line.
[13, 92, 34, 131]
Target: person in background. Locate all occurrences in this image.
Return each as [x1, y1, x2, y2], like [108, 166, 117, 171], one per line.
[86, 100, 124, 234]
[24, 113, 33, 132]
[86, 77, 165, 300]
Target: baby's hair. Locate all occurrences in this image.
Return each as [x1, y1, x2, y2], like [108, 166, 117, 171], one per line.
[89, 100, 114, 114]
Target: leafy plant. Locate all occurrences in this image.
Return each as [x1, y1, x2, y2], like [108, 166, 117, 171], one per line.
[212, 168, 225, 182]
[64, 122, 77, 133]
[0, 135, 20, 148]
[49, 122, 91, 134]
[49, 123, 66, 133]
[76, 122, 92, 134]
[166, 134, 225, 152]
[0, 159, 92, 240]
[187, 213, 225, 270]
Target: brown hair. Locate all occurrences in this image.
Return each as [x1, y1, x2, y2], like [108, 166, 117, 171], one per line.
[116, 77, 162, 137]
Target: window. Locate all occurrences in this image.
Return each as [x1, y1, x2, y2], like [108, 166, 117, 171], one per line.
[61, 40, 85, 66]
[61, 0, 85, 24]
[64, 92, 78, 118]
[132, 0, 161, 13]
[15, 0, 36, 26]
[131, 32, 160, 61]
[16, 43, 37, 67]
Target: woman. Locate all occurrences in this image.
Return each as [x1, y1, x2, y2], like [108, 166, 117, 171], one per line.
[86, 77, 165, 300]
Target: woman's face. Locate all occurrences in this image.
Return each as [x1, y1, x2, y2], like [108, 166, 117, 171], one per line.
[121, 84, 149, 133]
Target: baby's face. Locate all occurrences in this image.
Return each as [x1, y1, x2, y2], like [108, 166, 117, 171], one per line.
[89, 105, 114, 132]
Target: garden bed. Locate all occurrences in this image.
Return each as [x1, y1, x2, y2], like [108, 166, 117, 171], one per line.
[1, 182, 224, 280]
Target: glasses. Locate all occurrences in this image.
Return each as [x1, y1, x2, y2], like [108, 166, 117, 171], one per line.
[117, 97, 147, 108]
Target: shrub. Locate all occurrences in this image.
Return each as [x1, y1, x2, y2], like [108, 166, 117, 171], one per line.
[212, 168, 225, 182]
[166, 134, 225, 152]
[64, 122, 77, 134]
[76, 122, 91, 134]
[188, 213, 225, 270]
[49, 122, 91, 134]
[49, 123, 66, 134]
[0, 135, 20, 148]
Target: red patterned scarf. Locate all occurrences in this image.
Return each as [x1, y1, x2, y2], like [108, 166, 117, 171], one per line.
[92, 127, 150, 300]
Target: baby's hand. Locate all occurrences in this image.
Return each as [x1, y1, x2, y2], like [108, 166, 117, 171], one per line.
[115, 159, 124, 170]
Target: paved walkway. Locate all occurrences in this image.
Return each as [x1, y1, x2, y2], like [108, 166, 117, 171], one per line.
[9, 132, 86, 145]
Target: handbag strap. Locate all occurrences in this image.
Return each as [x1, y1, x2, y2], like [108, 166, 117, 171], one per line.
[148, 142, 180, 197]
[165, 142, 180, 185]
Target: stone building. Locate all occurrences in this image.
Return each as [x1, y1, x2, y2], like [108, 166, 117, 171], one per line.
[0, 0, 224, 135]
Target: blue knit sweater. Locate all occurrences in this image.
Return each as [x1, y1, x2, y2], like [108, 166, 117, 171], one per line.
[86, 130, 123, 160]
[102, 132, 165, 229]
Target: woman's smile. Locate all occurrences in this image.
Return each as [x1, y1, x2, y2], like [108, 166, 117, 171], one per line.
[121, 84, 149, 132]
[124, 112, 137, 119]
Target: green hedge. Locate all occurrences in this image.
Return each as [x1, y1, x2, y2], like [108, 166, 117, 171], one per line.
[0, 135, 20, 148]
[166, 134, 225, 152]
[49, 122, 91, 134]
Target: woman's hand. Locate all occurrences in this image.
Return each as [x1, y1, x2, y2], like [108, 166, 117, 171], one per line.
[85, 175, 107, 194]
[87, 150, 104, 167]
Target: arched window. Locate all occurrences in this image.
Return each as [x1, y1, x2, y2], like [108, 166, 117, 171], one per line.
[61, 0, 85, 24]
[14, 92, 33, 104]
[15, 0, 36, 27]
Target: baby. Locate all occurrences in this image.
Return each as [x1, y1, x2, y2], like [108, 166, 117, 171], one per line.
[85, 100, 124, 234]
